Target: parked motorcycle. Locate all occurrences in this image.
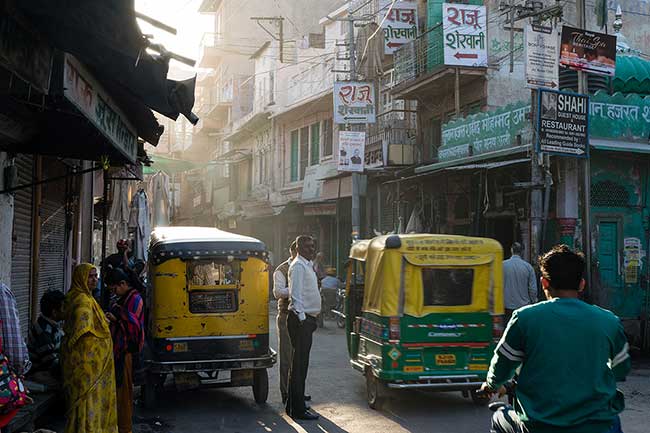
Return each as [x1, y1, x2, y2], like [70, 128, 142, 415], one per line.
[331, 287, 346, 328]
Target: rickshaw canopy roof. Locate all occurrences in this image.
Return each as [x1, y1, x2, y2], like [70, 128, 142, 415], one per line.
[348, 234, 503, 317]
[149, 226, 268, 265]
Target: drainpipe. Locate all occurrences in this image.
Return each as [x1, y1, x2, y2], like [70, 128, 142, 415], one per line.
[30, 156, 42, 322]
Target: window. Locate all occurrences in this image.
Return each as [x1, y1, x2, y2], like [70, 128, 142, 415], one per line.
[323, 119, 333, 156]
[290, 130, 299, 181]
[187, 260, 241, 286]
[310, 123, 320, 166]
[421, 268, 473, 306]
[300, 126, 309, 179]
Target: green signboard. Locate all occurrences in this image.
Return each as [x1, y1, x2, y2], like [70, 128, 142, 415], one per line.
[589, 91, 650, 141]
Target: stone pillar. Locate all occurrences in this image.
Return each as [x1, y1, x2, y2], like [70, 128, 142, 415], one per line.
[556, 159, 580, 248]
[0, 153, 14, 285]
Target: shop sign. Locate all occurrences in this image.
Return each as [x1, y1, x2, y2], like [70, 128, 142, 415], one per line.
[525, 23, 559, 89]
[63, 54, 138, 163]
[334, 82, 376, 124]
[537, 89, 589, 157]
[442, 3, 487, 67]
[365, 141, 384, 169]
[589, 91, 650, 141]
[304, 203, 337, 217]
[440, 101, 531, 162]
[623, 237, 643, 285]
[559, 26, 616, 77]
[380, 0, 418, 55]
[338, 131, 366, 172]
[0, 16, 54, 94]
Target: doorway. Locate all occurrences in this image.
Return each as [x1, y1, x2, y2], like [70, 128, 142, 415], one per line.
[485, 215, 516, 258]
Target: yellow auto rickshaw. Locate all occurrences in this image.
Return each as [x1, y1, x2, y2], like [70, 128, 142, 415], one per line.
[143, 226, 276, 407]
[345, 234, 504, 408]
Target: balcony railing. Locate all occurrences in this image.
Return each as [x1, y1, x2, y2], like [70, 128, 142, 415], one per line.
[394, 27, 444, 88]
[366, 111, 418, 167]
[198, 32, 225, 67]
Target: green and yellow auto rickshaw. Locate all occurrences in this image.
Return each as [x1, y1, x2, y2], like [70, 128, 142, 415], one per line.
[143, 227, 276, 408]
[344, 234, 504, 408]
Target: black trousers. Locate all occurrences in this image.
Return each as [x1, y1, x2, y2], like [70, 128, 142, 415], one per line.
[285, 311, 317, 416]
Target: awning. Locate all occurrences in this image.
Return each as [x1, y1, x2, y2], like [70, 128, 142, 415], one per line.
[225, 111, 271, 143]
[143, 155, 209, 175]
[415, 145, 531, 174]
[443, 158, 531, 171]
[590, 139, 650, 154]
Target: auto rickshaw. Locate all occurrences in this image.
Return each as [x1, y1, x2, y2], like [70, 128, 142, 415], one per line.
[143, 226, 276, 407]
[344, 234, 504, 408]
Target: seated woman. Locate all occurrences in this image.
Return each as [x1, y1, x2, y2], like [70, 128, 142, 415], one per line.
[61, 264, 118, 433]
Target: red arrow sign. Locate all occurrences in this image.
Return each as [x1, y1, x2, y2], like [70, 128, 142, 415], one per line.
[454, 52, 479, 59]
[387, 42, 405, 49]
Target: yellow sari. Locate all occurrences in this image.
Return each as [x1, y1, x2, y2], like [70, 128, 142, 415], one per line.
[61, 264, 118, 433]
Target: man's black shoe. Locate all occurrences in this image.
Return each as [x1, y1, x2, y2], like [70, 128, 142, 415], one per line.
[291, 410, 319, 421]
[304, 395, 311, 401]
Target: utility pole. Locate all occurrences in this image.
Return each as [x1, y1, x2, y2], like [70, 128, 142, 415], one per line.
[348, 18, 362, 240]
[250, 17, 285, 63]
[576, 0, 592, 290]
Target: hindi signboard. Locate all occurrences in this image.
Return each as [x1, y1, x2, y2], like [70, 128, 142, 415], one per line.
[63, 54, 138, 163]
[338, 131, 366, 172]
[380, 0, 418, 55]
[334, 82, 376, 124]
[559, 26, 616, 77]
[442, 3, 487, 67]
[537, 89, 589, 157]
[525, 23, 559, 89]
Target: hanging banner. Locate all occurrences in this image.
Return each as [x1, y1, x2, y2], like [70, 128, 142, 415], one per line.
[338, 131, 366, 172]
[559, 26, 617, 77]
[380, 0, 418, 55]
[537, 89, 589, 157]
[442, 3, 487, 67]
[334, 82, 376, 124]
[525, 23, 559, 89]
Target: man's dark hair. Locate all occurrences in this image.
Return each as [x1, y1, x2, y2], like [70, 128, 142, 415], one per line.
[511, 242, 523, 256]
[289, 241, 298, 254]
[40, 290, 65, 317]
[296, 235, 313, 249]
[105, 268, 131, 286]
[539, 245, 585, 291]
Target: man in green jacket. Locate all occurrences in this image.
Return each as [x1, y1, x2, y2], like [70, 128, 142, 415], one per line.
[481, 245, 630, 433]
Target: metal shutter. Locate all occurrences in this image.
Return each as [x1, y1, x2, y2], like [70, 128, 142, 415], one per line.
[10, 155, 33, 335]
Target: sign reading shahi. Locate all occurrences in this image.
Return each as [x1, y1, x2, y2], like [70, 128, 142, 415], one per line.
[537, 89, 589, 157]
[443, 3, 487, 67]
[63, 54, 138, 163]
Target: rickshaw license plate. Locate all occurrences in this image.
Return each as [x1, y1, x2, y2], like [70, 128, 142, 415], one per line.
[173, 342, 188, 352]
[435, 354, 456, 365]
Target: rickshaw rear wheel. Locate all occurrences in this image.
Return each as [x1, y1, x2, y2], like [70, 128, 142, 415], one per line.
[252, 369, 269, 404]
[470, 388, 490, 405]
[365, 369, 385, 410]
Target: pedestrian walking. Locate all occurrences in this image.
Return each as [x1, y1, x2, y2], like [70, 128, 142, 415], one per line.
[272, 241, 299, 404]
[286, 235, 321, 420]
[106, 268, 145, 433]
[61, 264, 118, 433]
[503, 242, 537, 323]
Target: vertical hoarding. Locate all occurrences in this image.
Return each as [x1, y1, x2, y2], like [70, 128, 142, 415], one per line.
[537, 89, 589, 157]
[338, 131, 366, 172]
[442, 3, 487, 67]
[525, 23, 559, 89]
[334, 82, 376, 124]
[380, 0, 418, 54]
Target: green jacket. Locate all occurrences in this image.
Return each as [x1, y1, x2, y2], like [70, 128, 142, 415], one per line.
[487, 298, 630, 433]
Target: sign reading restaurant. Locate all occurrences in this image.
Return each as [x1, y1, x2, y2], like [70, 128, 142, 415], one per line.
[63, 54, 138, 163]
[537, 89, 589, 157]
[333, 81, 376, 124]
[443, 3, 487, 67]
[380, 0, 418, 55]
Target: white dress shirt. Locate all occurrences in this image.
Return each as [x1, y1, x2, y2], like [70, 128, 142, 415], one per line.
[288, 255, 321, 321]
[273, 259, 291, 300]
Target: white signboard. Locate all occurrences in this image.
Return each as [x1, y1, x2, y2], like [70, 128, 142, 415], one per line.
[380, 0, 418, 55]
[442, 3, 487, 67]
[334, 81, 376, 124]
[525, 24, 559, 89]
[338, 131, 366, 172]
[63, 54, 138, 163]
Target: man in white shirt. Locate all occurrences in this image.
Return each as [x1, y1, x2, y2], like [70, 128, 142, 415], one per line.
[272, 241, 298, 404]
[286, 235, 321, 420]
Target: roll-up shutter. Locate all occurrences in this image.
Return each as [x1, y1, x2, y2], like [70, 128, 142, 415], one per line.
[10, 155, 33, 335]
[38, 159, 67, 306]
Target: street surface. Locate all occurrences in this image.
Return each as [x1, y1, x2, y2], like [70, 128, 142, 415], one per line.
[41, 306, 650, 433]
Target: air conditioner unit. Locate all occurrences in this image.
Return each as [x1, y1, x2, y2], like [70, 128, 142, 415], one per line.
[388, 144, 415, 165]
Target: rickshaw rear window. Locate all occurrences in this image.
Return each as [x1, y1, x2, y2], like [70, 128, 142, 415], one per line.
[421, 268, 473, 306]
[187, 260, 240, 286]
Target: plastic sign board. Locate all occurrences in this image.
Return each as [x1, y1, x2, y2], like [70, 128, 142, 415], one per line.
[380, 0, 418, 54]
[559, 26, 616, 77]
[537, 89, 589, 157]
[442, 3, 487, 67]
[334, 82, 376, 124]
[338, 131, 366, 172]
[525, 24, 559, 89]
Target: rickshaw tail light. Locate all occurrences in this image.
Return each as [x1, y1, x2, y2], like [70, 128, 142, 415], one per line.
[492, 315, 505, 341]
[389, 317, 401, 341]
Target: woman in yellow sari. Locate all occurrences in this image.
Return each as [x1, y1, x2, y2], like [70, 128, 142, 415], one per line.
[61, 264, 118, 433]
